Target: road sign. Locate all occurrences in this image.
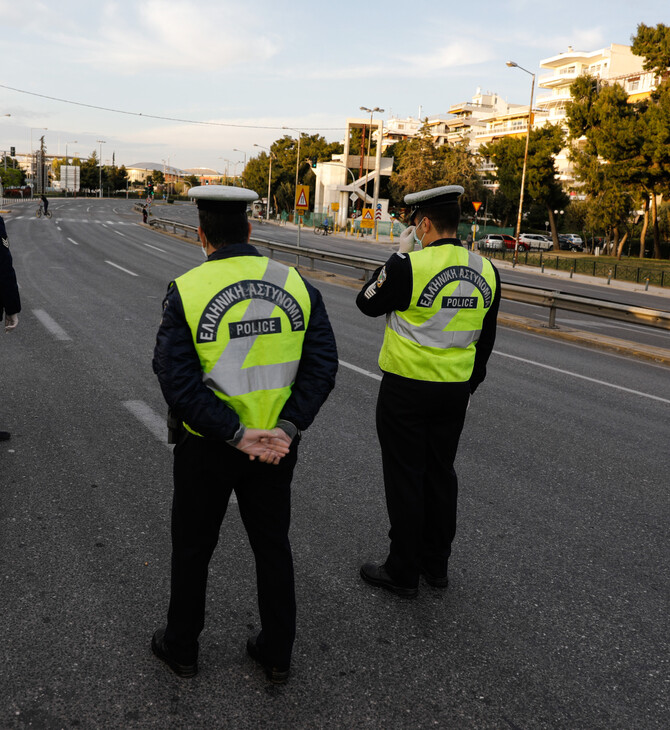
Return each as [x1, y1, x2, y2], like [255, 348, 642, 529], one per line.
[472, 201, 482, 213]
[295, 185, 309, 211]
[331, 202, 339, 212]
[360, 208, 374, 229]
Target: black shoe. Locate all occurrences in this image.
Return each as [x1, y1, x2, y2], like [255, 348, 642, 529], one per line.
[151, 628, 198, 678]
[421, 569, 449, 589]
[360, 563, 418, 598]
[0, 431, 10, 441]
[246, 634, 290, 684]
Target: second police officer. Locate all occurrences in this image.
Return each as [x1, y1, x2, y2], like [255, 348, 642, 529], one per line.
[356, 185, 500, 597]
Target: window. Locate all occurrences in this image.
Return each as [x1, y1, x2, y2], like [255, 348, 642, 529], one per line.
[628, 77, 640, 91]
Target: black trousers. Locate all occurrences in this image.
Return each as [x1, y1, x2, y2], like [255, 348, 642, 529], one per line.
[376, 373, 470, 587]
[164, 433, 299, 667]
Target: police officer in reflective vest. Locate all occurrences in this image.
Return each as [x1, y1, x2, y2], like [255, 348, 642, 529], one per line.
[356, 185, 500, 597]
[152, 186, 338, 682]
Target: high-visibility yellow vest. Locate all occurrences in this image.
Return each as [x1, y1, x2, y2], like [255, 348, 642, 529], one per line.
[174, 256, 312, 430]
[379, 244, 497, 382]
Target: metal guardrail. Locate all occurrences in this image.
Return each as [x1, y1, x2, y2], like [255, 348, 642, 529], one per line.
[502, 284, 670, 331]
[148, 216, 670, 332]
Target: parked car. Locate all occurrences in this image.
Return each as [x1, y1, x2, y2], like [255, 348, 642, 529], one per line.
[477, 234, 505, 251]
[559, 233, 584, 251]
[518, 233, 553, 251]
[478, 234, 528, 252]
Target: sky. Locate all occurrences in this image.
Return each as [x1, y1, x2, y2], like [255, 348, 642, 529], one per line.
[1, 0, 668, 173]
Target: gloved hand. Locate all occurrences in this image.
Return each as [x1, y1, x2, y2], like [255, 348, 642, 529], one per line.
[4, 313, 18, 333]
[397, 226, 416, 253]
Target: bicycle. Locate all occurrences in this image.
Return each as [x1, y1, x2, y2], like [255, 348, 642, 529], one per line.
[315, 225, 332, 236]
[36, 204, 52, 219]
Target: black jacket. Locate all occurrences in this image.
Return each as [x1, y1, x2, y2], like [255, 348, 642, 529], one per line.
[153, 242, 338, 440]
[0, 216, 21, 318]
[356, 238, 500, 394]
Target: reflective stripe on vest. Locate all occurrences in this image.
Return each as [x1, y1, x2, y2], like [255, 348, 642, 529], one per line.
[174, 256, 311, 430]
[379, 246, 496, 382]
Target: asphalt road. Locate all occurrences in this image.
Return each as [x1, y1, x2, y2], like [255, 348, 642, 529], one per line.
[1, 199, 669, 729]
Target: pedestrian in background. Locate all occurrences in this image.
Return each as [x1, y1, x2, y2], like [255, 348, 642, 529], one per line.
[0, 214, 21, 441]
[152, 186, 338, 683]
[356, 185, 500, 598]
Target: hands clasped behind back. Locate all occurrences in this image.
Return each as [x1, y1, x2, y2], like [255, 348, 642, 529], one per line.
[235, 427, 293, 465]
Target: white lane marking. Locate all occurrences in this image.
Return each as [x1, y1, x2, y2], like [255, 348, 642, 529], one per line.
[144, 243, 166, 252]
[114, 230, 126, 237]
[105, 260, 138, 276]
[107, 221, 114, 225]
[122, 399, 238, 504]
[495, 351, 670, 405]
[67, 237, 79, 246]
[32, 309, 72, 341]
[123, 400, 171, 448]
[56, 226, 62, 231]
[339, 360, 382, 381]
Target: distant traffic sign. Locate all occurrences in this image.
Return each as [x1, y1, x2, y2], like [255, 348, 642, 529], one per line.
[472, 201, 482, 213]
[360, 208, 374, 229]
[295, 185, 309, 211]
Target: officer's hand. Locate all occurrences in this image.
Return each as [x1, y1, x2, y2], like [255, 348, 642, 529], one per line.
[256, 428, 292, 464]
[4, 313, 18, 333]
[397, 226, 415, 253]
[235, 428, 290, 464]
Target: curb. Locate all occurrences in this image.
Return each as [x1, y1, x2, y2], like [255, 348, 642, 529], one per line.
[497, 314, 670, 366]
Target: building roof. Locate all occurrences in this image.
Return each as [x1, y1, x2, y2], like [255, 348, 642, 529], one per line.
[127, 162, 187, 176]
[184, 168, 221, 176]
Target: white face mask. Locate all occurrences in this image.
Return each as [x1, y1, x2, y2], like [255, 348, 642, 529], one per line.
[413, 219, 426, 248]
[202, 244, 208, 259]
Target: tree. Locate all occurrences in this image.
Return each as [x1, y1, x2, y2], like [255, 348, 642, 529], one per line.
[0, 157, 25, 188]
[107, 165, 128, 192]
[79, 151, 101, 193]
[244, 134, 343, 213]
[481, 125, 568, 249]
[389, 121, 441, 205]
[566, 73, 667, 258]
[631, 23, 670, 81]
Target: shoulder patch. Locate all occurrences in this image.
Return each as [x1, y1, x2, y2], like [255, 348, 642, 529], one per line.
[376, 266, 387, 287]
[2, 237, 9, 249]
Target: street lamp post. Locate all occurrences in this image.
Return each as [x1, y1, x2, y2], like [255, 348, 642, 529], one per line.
[233, 149, 247, 186]
[506, 61, 535, 266]
[282, 126, 306, 247]
[254, 143, 275, 221]
[359, 106, 384, 235]
[282, 127, 303, 222]
[96, 139, 106, 199]
[30, 127, 48, 192]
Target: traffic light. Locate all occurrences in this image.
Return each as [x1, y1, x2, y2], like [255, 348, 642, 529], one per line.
[311, 158, 317, 168]
[10, 146, 15, 156]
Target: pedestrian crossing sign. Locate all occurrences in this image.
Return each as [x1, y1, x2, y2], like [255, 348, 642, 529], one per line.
[295, 185, 309, 211]
[360, 207, 374, 229]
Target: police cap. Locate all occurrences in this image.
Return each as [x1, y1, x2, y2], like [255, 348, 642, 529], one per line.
[189, 185, 258, 214]
[404, 184, 464, 224]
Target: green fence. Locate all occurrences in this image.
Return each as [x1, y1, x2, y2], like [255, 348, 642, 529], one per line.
[482, 249, 669, 288]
